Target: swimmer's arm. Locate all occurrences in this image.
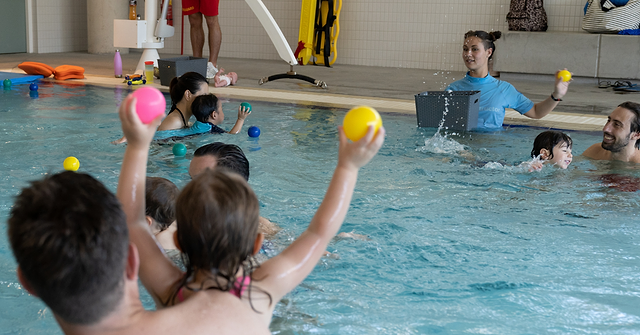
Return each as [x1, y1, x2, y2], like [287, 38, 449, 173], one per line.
[259, 216, 281, 240]
[116, 95, 184, 305]
[524, 69, 570, 119]
[227, 105, 250, 134]
[111, 135, 128, 144]
[256, 126, 385, 302]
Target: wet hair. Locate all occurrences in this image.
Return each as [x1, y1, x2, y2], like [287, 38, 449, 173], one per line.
[8, 172, 128, 325]
[531, 130, 573, 159]
[464, 30, 502, 59]
[168, 71, 208, 113]
[145, 177, 179, 231]
[191, 94, 220, 123]
[194, 142, 250, 180]
[618, 101, 640, 149]
[173, 169, 271, 310]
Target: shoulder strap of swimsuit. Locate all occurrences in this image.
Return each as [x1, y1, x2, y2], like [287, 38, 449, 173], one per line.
[230, 276, 251, 298]
[168, 103, 188, 128]
[176, 286, 185, 302]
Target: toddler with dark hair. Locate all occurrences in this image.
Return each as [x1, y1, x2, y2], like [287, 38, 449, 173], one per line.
[529, 130, 573, 170]
[190, 94, 250, 134]
[145, 177, 179, 250]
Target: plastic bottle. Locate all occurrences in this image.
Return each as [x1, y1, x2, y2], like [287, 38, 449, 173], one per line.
[144, 61, 155, 83]
[129, 0, 137, 20]
[114, 50, 123, 78]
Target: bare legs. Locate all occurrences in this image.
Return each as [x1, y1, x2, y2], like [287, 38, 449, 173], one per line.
[188, 13, 221, 67]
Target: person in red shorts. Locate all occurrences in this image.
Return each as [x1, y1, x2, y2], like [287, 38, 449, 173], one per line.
[183, 0, 221, 79]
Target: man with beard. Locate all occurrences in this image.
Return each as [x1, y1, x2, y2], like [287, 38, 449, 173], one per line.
[583, 101, 640, 163]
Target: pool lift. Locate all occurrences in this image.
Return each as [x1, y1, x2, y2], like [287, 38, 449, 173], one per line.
[113, 0, 174, 73]
[244, 0, 327, 89]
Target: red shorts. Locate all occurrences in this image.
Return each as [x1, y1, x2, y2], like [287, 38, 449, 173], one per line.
[182, 0, 219, 16]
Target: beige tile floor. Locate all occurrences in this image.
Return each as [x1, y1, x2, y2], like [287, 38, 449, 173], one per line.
[2, 51, 639, 131]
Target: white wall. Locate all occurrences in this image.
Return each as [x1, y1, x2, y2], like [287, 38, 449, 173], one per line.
[30, 0, 87, 53]
[32, 0, 587, 71]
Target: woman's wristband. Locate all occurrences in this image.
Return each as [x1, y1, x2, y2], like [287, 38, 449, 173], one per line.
[550, 93, 562, 102]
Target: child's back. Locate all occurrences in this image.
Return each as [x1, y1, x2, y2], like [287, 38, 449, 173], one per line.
[116, 92, 385, 329]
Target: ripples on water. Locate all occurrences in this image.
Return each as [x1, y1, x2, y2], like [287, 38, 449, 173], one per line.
[1, 84, 639, 334]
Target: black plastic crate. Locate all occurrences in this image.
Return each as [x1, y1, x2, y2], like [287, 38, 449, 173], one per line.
[158, 56, 208, 86]
[415, 91, 480, 131]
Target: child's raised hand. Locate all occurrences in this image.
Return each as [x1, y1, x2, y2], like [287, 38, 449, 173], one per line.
[337, 125, 385, 171]
[237, 105, 251, 120]
[118, 95, 164, 149]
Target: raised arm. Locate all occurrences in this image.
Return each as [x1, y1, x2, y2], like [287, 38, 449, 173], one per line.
[525, 69, 571, 119]
[227, 105, 251, 134]
[115, 95, 183, 306]
[256, 125, 385, 304]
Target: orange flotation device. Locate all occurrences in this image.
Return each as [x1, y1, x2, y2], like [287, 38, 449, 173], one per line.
[18, 62, 55, 77]
[17, 62, 85, 80]
[54, 65, 85, 80]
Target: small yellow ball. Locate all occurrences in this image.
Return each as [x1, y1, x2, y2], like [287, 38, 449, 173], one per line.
[557, 70, 571, 82]
[63, 156, 80, 171]
[343, 106, 383, 142]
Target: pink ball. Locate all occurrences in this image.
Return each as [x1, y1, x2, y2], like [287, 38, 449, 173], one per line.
[131, 87, 166, 124]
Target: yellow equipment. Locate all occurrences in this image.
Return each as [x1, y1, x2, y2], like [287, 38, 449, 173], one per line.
[296, 0, 341, 66]
[296, 0, 316, 65]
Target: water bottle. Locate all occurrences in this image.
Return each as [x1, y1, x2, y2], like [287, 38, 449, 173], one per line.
[129, 0, 137, 20]
[114, 50, 122, 78]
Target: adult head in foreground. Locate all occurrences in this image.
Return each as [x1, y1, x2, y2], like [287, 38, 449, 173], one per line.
[583, 101, 640, 163]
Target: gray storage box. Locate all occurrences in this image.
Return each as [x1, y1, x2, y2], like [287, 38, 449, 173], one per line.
[415, 91, 480, 131]
[158, 56, 208, 86]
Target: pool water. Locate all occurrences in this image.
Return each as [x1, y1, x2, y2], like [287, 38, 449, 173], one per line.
[1, 83, 640, 334]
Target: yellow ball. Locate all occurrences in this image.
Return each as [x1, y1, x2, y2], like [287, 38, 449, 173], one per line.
[63, 156, 80, 171]
[343, 106, 382, 142]
[557, 70, 571, 82]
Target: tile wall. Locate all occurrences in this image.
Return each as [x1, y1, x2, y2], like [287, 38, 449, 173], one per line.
[33, 0, 587, 71]
[32, 0, 87, 53]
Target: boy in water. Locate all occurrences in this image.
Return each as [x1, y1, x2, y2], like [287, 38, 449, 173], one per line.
[529, 130, 573, 170]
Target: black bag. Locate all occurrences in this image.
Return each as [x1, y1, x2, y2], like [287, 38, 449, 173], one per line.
[507, 0, 548, 31]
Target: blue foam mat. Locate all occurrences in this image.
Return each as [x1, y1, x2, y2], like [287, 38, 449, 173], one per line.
[0, 72, 43, 84]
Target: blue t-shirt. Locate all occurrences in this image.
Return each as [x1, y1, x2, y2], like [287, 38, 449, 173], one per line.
[154, 121, 225, 141]
[446, 73, 534, 130]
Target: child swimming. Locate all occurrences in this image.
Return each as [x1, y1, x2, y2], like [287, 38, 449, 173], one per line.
[145, 177, 179, 250]
[190, 93, 250, 135]
[529, 130, 573, 169]
[116, 93, 385, 327]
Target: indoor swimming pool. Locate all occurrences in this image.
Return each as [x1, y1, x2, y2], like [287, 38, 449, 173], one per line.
[1, 82, 639, 334]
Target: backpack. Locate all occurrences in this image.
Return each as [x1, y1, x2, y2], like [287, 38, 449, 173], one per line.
[507, 0, 548, 31]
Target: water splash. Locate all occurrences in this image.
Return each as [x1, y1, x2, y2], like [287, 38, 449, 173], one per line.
[418, 95, 466, 155]
[418, 131, 466, 154]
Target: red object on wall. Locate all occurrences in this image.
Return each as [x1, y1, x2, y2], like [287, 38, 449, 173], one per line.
[161, 0, 173, 26]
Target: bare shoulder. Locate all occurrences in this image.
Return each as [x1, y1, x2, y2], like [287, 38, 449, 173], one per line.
[134, 292, 270, 335]
[630, 151, 640, 164]
[157, 113, 181, 131]
[582, 143, 608, 160]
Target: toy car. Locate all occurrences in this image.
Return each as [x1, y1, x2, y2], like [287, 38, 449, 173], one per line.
[127, 78, 146, 85]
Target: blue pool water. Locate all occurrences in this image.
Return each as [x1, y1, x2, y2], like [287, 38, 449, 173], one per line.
[1, 82, 640, 334]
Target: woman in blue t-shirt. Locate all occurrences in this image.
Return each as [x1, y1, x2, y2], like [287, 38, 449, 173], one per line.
[447, 30, 571, 130]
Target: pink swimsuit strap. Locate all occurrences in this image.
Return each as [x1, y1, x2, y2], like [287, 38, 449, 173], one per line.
[176, 276, 251, 302]
[230, 276, 251, 298]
